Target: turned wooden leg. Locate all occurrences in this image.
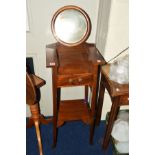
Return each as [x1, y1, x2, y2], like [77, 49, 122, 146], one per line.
[29, 104, 43, 155]
[95, 74, 105, 126]
[34, 121, 43, 155]
[103, 97, 120, 149]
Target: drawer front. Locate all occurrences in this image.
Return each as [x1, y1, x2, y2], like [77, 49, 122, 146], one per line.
[57, 74, 93, 87]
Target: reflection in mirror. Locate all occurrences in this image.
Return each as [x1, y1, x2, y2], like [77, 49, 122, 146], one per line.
[54, 9, 87, 44]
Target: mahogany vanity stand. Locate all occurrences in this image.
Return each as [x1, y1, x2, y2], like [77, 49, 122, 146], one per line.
[95, 64, 129, 149]
[46, 42, 105, 147]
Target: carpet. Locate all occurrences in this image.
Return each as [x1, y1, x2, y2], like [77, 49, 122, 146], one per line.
[26, 119, 113, 155]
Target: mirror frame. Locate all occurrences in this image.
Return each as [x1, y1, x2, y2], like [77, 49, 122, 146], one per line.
[51, 5, 91, 47]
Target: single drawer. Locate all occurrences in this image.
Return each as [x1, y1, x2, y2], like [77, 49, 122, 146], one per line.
[57, 73, 93, 87]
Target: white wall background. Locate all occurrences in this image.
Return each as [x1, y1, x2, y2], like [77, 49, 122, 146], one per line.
[103, 0, 129, 61]
[96, 0, 129, 119]
[26, 0, 100, 117]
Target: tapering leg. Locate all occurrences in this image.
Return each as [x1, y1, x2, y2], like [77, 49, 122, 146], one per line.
[29, 104, 43, 155]
[52, 88, 57, 148]
[103, 97, 120, 149]
[52, 115, 57, 148]
[89, 118, 95, 145]
[53, 88, 60, 148]
[52, 67, 59, 148]
[95, 74, 105, 126]
[89, 85, 97, 144]
[85, 85, 88, 103]
[89, 65, 101, 144]
[34, 121, 43, 155]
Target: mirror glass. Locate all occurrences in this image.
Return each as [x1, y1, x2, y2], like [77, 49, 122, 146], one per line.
[54, 9, 88, 44]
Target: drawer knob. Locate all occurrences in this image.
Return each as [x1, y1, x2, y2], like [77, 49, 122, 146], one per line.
[78, 78, 82, 82]
[68, 78, 73, 83]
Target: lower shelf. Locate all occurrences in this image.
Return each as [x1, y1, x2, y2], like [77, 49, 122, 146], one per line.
[57, 99, 93, 127]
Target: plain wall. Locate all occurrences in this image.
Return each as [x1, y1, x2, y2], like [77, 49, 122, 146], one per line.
[103, 0, 129, 61]
[96, 0, 129, 119]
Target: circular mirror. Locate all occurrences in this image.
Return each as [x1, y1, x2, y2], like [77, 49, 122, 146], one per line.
[51, 6, 91, 46]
